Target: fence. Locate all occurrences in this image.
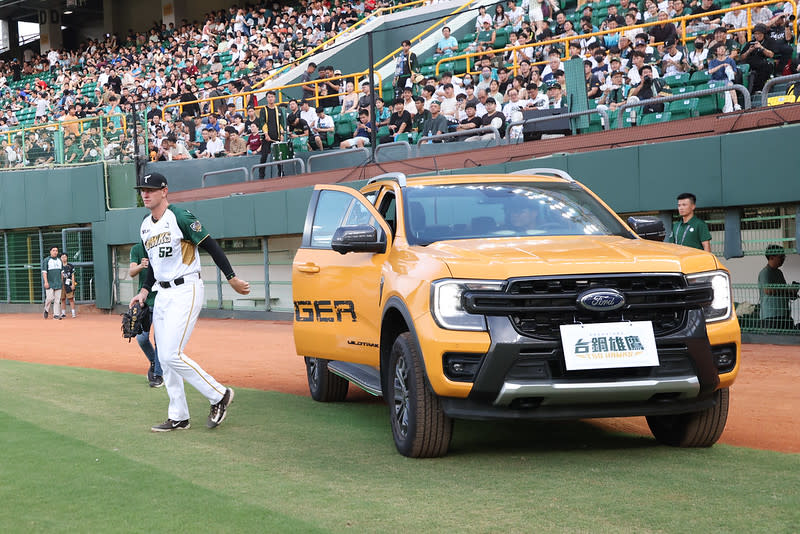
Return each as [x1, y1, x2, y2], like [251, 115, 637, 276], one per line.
[733, 283, 800, 334]
[0, 227, 94, 304]
[112, 235, 300, 313]
[740, 206, 798, 256]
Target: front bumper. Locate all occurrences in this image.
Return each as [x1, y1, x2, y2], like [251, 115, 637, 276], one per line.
[439, 310, 736, 420]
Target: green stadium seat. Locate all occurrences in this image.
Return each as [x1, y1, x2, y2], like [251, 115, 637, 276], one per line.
[692, 83, 725, 115]
[667, 97, 700, 120]
[690, 71, 710, 85]
[291, 136, 309, 152]
[618, 106, 641, 128]
[665, 73, 691, 87]
[639, 111, 673, 126]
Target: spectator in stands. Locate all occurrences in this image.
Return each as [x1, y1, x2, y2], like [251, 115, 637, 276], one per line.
[479, 97, 506, 139]
[299, 100, 317, 128]
[739, 24, 779, 92]
[688, 37, 709, 71]
[709, 26, 740, 60]
[472, 20, 496, 52]
[225, 128, 247, 157]
[340, 110, 372, 149]
[708, 44, 741, 111]
[382, 100, 412, 143]
[628, 65, 670, 113]
[300, 62, 318, 101]
[660, 40, 689, 76]
[721, 0, 747, 44]
[434, 26, 459, 59]
[540, 51, 565, 83]
[494, 4, 510, 29]
[689, 0, 722, 34]
[597, 70, 630, 112]
[765, 12, 795, 75]
[341, 81, 360, 114]
[412, 96, 431, 133]
[310, 107, 333, 151]
[246, 122, 262, 155]
[357, 81, 374, 114]
[649, 11, 679, 49]
[419, 101, 449, 141]
[585, 61, 602, 99]
[392, 40, 418, 102]
[758, 245, 799, 330]
[401, 87, 416, 116]
[200, 127, 224, 158]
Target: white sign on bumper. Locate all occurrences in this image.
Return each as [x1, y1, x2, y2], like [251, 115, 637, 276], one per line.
[559, 321, 659, 371]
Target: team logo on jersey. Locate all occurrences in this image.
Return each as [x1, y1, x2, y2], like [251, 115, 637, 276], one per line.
[145, 232, 171, 250]
[190, 221, 202, 232]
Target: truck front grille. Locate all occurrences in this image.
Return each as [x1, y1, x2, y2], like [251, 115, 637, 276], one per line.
[463, 273, 712, 340]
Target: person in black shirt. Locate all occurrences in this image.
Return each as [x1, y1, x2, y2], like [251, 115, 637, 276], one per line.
[107, 68, 123, 94]
[480, 98, 506, 139]
[739, 24, 779, 92]
[288, 114, 310, 150]
[380, 100, 412, 143]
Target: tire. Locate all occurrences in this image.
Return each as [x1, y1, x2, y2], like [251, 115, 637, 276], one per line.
[304, 357, 349, 402]
[388, 332, 453, 458]
[646, 388, 730, 447]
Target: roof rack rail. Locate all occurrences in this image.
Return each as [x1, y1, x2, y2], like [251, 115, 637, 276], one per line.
[367, 172, 407, 187]
[510, 168, 576, 182]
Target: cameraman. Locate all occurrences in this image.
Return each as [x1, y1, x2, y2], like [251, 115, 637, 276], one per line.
[739, 24, 778, 92]
[628, 65, 669, 114]
[758, 245, 800, 331]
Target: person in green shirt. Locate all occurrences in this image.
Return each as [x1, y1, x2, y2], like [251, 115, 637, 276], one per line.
[129, 242, 163, 388]
[666, 192, 712, 251]
[41, 246, 63, 319]
[758, 245, 799, 330]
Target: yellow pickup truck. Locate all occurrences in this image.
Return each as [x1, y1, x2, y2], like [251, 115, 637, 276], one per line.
[292, 170, 740, 457]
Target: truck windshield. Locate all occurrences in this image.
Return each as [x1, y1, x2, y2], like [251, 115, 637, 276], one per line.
[403, 182, 634, 246]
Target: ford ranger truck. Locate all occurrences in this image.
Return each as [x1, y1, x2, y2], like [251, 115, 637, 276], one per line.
[292, 169, 740, 457]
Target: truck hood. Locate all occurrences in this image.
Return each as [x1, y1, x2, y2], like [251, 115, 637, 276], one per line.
[423, 235, 719, 279]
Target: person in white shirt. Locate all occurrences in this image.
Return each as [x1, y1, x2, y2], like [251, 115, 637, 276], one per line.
[202, 128, 225, 157]
[401, 87, 416, 116]
[475, 6, 492, 31]
[502, 88, 526, 121]
[540, 51, 565, 83]
[299, 100, 317, 127]
[525, 83, 549, 109]
[438, 83, 458, 121]
[507, 0, 525, 31]
[660, 40, 687, 77]
[310, 108, 334, 150]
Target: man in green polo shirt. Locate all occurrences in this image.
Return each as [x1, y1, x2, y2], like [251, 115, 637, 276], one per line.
[758, 245, 799, 331]
[666, 192, 711, 251]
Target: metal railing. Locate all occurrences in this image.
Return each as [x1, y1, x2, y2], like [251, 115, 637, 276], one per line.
[734, 283, 800, 334]
[761, 73, 800, 107]
[505, 107, 611, 135]
[251, 158, 306, 178]
[201, 167, 249, 188]
[436, 0, 797, 77]
[307, 147, 370, 173]
[616, 84, 752, 121]
[375, 140, 413, 161]
[416, 125, 501, 145]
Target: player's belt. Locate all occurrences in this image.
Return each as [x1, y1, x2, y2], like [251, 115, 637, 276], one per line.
[158, 272, 200, 289]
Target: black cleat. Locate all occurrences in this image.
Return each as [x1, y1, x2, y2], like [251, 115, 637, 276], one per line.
[207, 388, 234, 428]
[43, 310, 48, 319]
[147, 363, 155, 383]
[149, 375, 164, 388]
[151, 419, 190, 432]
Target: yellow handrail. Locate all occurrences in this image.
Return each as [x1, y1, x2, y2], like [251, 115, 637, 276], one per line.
[374, 0, 478, 71]
[2, 113, 129, 143]
[163, 71, 384, 119]
[252, 0, 430, 89]
[436, 0, 797, 76]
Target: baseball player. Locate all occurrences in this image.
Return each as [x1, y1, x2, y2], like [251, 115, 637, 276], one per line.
[129, 172, 250, 432]
[60, 253, 77, 318]
[128, 243, 163, 388]
[41, 246, 63, 320]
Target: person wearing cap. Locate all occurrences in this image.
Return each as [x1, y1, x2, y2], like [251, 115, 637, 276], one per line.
[131, 173, 250, 431]
[758, 245, 800, 330]
[597, 70, 630, 112]
[660, 39, 688, 77]
[740, 23, 778, 92]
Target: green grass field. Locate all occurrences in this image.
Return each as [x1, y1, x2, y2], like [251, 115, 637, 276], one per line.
[1, 360, 798, 533]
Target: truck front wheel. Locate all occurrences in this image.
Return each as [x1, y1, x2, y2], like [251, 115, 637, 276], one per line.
[646, 387, 730, 447]
[305, 357, 349, 402]
[388, 333, 453, 458]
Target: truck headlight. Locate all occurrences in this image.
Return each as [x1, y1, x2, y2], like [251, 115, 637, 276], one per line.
[431, 279, 505, 331]
[687, 270, 732, 323]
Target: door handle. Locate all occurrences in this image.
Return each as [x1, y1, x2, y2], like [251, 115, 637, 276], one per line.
[297, 263, 320, 274]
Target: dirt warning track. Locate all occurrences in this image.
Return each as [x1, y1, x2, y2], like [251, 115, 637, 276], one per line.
[1, 313, 797, 453]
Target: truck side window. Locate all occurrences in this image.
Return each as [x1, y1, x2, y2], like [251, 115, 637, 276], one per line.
[310, 190, 355, 249]
[378, 192, 396, 236]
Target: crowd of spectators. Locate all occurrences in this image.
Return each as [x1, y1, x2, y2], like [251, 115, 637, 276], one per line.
[0, 0, 796, 167]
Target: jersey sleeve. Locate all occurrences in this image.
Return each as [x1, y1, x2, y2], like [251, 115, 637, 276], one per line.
[172, 206, 210, 245]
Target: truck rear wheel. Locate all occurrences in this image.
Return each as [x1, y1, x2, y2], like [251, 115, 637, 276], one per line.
[388, 333, 453, 458]
[646, 387, 730, 447]
[305, 357, 349, 402]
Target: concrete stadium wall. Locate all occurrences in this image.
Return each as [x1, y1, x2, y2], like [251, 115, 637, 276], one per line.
[1, 126, 799, 309]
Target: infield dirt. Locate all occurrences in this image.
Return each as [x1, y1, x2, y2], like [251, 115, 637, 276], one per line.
[1, 313, 797, 453]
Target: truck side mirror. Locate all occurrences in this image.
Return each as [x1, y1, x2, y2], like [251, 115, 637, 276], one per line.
[331, 225, 386, 254]
[627, 216, 666, 242]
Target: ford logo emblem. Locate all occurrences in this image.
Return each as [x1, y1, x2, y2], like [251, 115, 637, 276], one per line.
[577, 289, 626, 312]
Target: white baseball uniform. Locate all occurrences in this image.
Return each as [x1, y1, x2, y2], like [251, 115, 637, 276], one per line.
[140, 204, 225, 422]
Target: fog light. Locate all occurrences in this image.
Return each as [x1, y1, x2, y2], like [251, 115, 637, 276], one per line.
[711, 344, 736, 373]
[443, 353, 483, 382]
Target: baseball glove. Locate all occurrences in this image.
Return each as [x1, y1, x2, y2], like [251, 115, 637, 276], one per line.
[121, 302, 147, 342]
